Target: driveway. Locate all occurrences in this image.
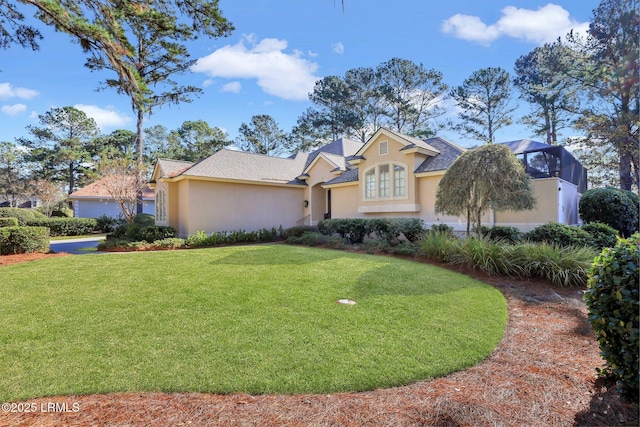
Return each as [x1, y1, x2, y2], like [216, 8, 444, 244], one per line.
[49, 236, 106, 255]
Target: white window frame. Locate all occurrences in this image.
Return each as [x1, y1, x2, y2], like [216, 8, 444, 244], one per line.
[379, 140, 388, 156]
[363, 162, 408, 201]
[156, 188, 167, 223]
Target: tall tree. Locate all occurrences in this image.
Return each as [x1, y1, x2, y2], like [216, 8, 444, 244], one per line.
[435, 144, 537, 236]
[8, 1, 233, 210]
[91, 129, 137, 157]
[19, 106, 100, 194]
[344, 66, 385, 142]
[84, 2, 230, 166]
[376, 57, 448, 136]
[0, 141, 30, 206]
[287, 110, 332, 153]
[514, 43, 579, 145]
[171, 120, 231, 162]
[0, 0, 42, 50]
[236, 115, 288, 157]
[306, 76, 362, 141]
[563, 0, 639, 191]
[451, 67, 517, 143]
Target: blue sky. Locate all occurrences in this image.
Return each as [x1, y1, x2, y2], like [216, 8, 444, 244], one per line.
[1, 0, 599, 149]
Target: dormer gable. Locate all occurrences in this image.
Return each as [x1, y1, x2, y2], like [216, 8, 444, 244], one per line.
[353, 127, 441, 160]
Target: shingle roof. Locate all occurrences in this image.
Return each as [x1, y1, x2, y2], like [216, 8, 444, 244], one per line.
[304, 138, 364, 170]
[156, 159, 195, 178]
[324, 168, 359, 185]
[414, 137, 466, 173]
[176, 149, 309, 185]
[69, 176, 155, 199]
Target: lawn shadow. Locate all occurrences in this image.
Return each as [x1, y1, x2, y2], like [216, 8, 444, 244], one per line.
[208, 245, 349, 266]
[353, 263, 481, 299]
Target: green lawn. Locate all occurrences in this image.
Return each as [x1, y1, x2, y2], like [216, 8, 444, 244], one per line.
[0, 244, 507, 401]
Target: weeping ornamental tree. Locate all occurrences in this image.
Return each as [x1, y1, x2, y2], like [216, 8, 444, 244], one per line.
[435, 144, 537, 236]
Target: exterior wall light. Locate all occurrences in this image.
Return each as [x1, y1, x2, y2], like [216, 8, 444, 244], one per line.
[303, 200, 309, 208]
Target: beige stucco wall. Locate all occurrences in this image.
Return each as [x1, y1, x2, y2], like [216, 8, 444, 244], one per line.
[305, 157, 340, 224]
[494, 178, 559, 231]
[329, 184, 362, 219]
[416, 174, 472, 231]
[175, 179, 305, 237]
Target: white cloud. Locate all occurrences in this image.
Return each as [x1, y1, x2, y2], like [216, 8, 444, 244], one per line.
[0, 82, 39, 100]
[192, 34, 319, 101]
[332, 42, 345, 55]
[74, 104, 131, 130]
[221, 81, 242, 93]
[1, 103, 27, 115]
[442, 3, 589, 46]
[202, 78, 215, 87]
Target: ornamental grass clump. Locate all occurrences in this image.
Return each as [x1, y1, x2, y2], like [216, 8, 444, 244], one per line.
[584, 234, 639, 401]
[448, 236, 513, 277]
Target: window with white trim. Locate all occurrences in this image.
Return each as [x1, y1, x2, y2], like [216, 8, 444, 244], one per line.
[394, 164, 406, 197]
[156, 188, 167, 222]
[365, 168, 376, 199]
[379, 140, 388, 155]
[364, 163, 407, 200]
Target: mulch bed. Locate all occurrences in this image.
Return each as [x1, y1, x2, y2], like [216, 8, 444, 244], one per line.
[1, 253, 638, 426]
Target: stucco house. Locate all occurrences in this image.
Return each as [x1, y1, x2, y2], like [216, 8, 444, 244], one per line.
[151, 128, 587, 237]
[69, 176, 155, 219]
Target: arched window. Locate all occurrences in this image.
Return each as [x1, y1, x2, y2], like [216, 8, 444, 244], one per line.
[156, 189, 167, 222]
[363, 163, 407, 200]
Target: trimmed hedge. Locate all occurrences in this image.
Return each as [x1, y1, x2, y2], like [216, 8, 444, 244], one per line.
[579, 188, 639, 237]
[0, 217, 19, 228]
[524, 222, 592, 248]
[25, 218, 98, 237]
[0, 208, 46, 226]
[319, 218, 425, 244]
[584, 234, 639, 400]
[581, 222, 619, 250]
[480, 225, 522, 243]
[185, 228, 280, 248]
[0, 226, 50, 255]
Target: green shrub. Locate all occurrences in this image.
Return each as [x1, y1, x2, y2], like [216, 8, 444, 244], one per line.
[481, 225, 522, 243]
[95, 215, 126, 233]
[0, 208, 45, 225]
[0, 217, 18, 227]
[321, 218, 369, 244]
[151, 238, 186, 249]
[133, 213, 155, 226]
[524, 222, 592, 248]
[581, 222, 619, 250]
[50, 207, 74, 217]
[390, 218, 425, 242]
[321, 218, 425, 244]
[286, 231, 347, 248]
[284, 225, 318, 238]
[584, 234, 639, 400]
[579, 188, 639, 237]
[429, 223, 454, 235]
[0, 226, 50, 255]
[135, 225, 176, 242]
[26, 218, 98, 237]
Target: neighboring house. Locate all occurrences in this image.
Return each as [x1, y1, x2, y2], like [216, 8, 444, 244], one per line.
[69, 177, 155, 219]
[0, 198, 40, 209]
[151, 128, 587, 237]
